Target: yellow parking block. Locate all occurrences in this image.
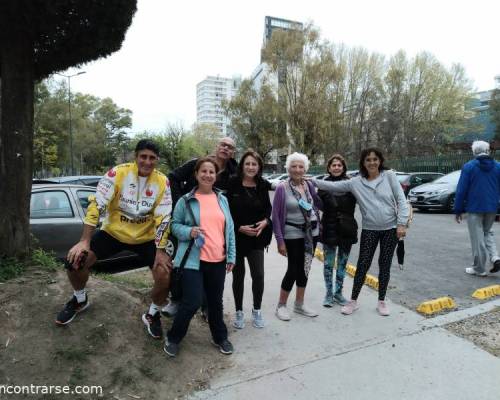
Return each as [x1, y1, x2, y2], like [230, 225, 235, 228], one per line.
[346, 264, 356, 277]
[472, 284, 500, 300]
[313, 255, 379, 291]
[364, 274, 379, 290]
[416, 297, 457, 315]
[314, 248, 324, 262]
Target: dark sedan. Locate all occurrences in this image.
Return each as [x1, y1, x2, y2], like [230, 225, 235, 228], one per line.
[408, 170, 461, 212]
[397, 172, 444, 196]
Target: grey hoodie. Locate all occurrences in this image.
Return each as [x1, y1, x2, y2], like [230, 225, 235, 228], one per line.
[314, 170, 409, 231]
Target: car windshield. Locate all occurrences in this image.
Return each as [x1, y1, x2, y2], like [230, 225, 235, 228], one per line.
[396, 174, 410, 182]
[433, 171, 461, 184]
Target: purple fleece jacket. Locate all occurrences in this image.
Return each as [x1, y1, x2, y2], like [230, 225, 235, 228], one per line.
[272, 180, 323, 246]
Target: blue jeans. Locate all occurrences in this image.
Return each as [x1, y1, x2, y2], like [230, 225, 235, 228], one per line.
[323, 244, 351, 296]
[167, 260, 228, 344]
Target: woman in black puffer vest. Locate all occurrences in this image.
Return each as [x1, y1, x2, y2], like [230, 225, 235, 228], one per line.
[318, 154, 358, 307]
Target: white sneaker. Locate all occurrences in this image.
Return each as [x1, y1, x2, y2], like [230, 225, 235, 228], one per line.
[293, 302, 318, 317]
[252, 309, 265, 328]
[465, 267, 487, 277]
[275, 304, 291, 321]
[161, 301, 179, 317]
[232, 310, 245, 329]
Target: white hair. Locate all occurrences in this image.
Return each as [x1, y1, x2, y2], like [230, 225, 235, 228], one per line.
[471, 140, 490, 156]
[285, 152, 310, 172]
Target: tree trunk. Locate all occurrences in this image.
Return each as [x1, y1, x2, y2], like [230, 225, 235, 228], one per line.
[0, 31, 34, 258]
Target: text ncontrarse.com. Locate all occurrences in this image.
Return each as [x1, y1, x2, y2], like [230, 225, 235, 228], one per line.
[0, 384, 103, 396]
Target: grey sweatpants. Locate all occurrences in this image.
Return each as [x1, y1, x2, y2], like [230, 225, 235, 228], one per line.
[466, 213, 497, 273]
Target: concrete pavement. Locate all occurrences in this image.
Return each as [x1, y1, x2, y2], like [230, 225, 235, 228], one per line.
[190, 241, 500, 400]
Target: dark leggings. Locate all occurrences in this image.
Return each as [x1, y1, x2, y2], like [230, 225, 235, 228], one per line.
[232, 249, 264, 311]
[281, 237, 318, 292]
[352, 229, 398, 301]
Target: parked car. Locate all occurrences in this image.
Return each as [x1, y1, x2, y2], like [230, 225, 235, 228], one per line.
[267, 173, 313, 186]
[33, 175, 103, 187]
[313, 173, 328, 180]
[346, 169, 359, 178]
[30, 183, 140, 269]
[396, 172, 444, 196]
[408, 170, 461, 212]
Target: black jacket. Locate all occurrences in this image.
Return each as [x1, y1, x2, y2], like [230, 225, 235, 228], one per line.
[226, 176, 272, 254]
[168, 157, 238, 206]
[318, 175, 358, 248]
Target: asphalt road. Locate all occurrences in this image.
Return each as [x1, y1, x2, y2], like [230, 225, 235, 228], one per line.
[341, 208, 500, 311]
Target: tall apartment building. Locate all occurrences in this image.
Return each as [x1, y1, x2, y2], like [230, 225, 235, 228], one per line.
[196, 75, 241, 136]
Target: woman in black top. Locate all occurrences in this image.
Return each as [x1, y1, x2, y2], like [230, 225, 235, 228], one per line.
[317, 154, 358, 307]
[227, 150, 272, 329]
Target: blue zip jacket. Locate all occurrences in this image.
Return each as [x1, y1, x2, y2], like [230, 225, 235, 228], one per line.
[454, 155, 500, 214]
[172, 188, 236, 270]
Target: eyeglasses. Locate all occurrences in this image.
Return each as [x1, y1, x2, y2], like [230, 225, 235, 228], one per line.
[218, 142, 235, 150]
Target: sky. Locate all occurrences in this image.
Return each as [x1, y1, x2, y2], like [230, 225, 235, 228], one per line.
[60, 0, 500, 134]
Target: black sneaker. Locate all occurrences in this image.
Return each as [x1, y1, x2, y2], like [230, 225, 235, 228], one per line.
[163, 340, 179, 357]
[142, 313, 162, 339]
[211, 339, 234, 355]
[55, 295, 89, 325]
[491, 260, 500, 273]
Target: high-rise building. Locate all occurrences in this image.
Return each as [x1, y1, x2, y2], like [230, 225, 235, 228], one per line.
[261, 16, 303, 62]
[196, 75, 241, 136]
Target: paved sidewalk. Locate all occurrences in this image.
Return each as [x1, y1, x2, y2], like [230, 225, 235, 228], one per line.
[191, 243, 500, 400]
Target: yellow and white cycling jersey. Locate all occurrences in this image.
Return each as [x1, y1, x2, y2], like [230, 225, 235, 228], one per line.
[84, 162, 172, 250]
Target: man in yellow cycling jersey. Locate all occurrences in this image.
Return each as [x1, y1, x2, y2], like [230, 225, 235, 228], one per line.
[55, 140, 173, 340]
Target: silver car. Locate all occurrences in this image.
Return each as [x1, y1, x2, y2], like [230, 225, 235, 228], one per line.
[30, 184, 139, 267]
[408, 170, 461, 212]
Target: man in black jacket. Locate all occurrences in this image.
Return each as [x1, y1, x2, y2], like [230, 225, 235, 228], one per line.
[164, 137, 238, 317]
[168, 137, 238, 206]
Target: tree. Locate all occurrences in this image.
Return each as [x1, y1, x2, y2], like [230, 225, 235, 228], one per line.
[225, 79, 287, 160]
[262, 24, 340, 162]
[0, 1, 137, 258]
[490, 88, 500, 141]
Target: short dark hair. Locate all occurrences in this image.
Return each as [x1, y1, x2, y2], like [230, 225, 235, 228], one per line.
[135, 139, 160, 156]
[194, 156, 219, 175]
[326, 154, 347, 178]
[359, 148, 388, 178]
[238, 149, 263, 180]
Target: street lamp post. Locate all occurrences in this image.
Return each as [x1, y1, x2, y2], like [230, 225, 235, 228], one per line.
[56, 71, 86, 175]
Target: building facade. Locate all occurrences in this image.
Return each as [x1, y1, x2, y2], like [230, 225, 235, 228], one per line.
[196, 75, 241, 136]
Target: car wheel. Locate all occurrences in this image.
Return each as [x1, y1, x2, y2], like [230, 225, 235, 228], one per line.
[447, 194, 455, 213]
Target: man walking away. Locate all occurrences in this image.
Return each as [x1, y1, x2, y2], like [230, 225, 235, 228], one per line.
[454, 140, 500, 276]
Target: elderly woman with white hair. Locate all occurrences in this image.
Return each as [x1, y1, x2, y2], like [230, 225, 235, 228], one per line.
[272, 152, 323, 321]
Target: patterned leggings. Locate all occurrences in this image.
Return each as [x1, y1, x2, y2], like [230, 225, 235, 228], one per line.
[352, 229, 398, 301]
[323, 244, 351, 296]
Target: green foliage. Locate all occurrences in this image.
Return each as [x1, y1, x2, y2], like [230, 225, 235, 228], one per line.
[490, 89, 500, 140]
[0, 257, 25, 282]
[130, 123, 218, 174]
[225, 79, 287, 160]
[31, 248, 60, 271]
[33, 79, 133, 176]
[0, 1, 137, 80]
[97, 272, 152, 290]
[258, 23, 473, 160]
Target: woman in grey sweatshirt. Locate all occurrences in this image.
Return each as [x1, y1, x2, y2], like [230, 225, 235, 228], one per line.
[314, 148, 409, 316]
